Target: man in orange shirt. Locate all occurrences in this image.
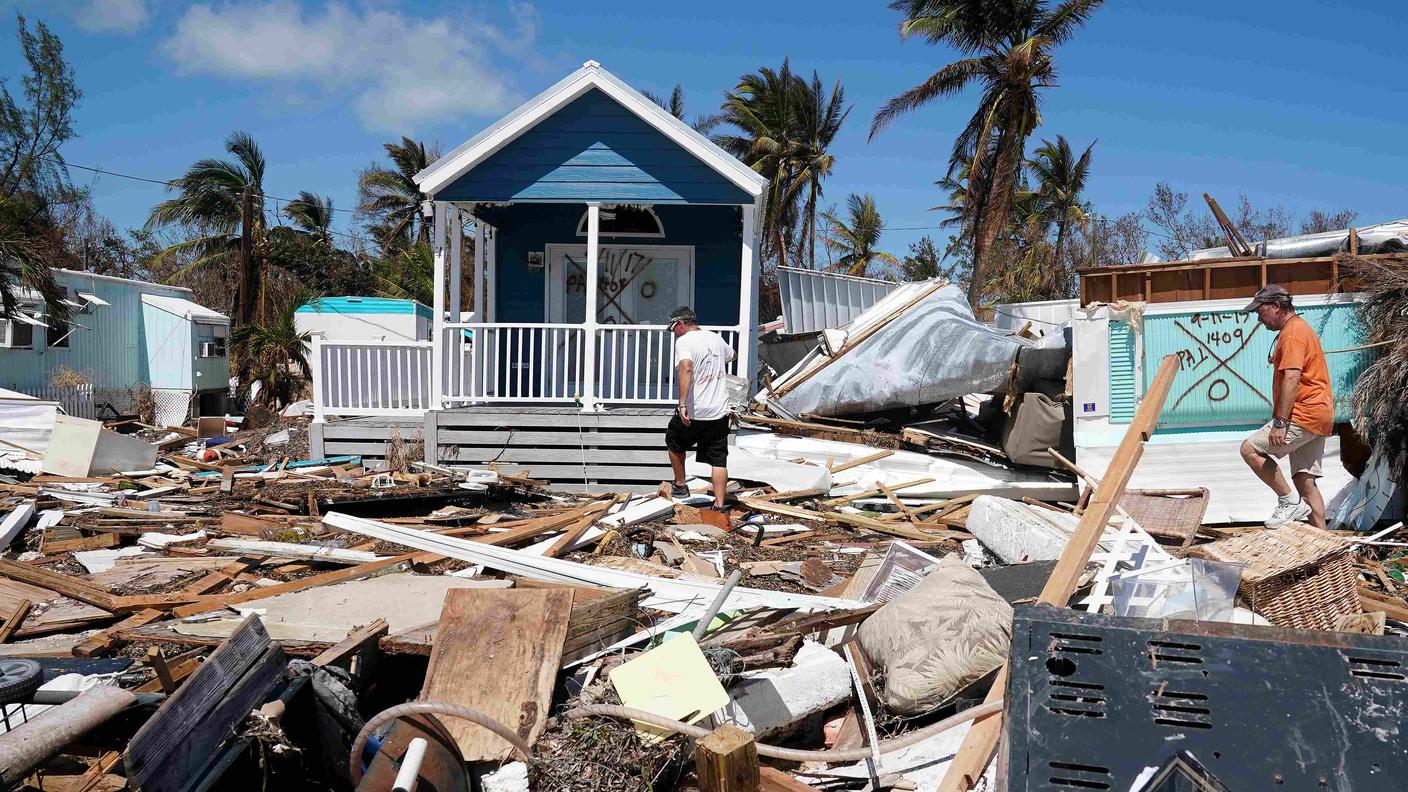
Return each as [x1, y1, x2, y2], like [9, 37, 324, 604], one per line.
[1238, 285, 1335, 528]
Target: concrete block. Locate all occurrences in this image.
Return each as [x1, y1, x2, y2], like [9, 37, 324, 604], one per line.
[719, 640, 852, 738]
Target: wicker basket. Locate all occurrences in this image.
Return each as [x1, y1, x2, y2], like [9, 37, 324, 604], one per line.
[1188, 523, 1358, 630]
[1119, 488, 1209, 549]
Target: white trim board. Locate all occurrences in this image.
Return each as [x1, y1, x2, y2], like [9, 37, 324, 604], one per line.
[414, 60, 767, 199]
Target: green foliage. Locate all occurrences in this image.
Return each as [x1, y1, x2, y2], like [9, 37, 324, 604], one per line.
[357, 137, 435, 253]
[230, 288, 315, 409]
[821, 193, 898, 277]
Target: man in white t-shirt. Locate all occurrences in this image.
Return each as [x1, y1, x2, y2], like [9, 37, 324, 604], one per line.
[665, 306, 735, 509]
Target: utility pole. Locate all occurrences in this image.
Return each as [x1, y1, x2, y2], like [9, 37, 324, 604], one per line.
[238, 184, 256, 328]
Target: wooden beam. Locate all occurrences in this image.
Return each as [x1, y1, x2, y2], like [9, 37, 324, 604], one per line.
[0, 600, 32, 643]
[311, 618, 388, 669]
[828, 449, 893, 474]
[72, 609, 164, 657]
[759, 767, 814, 792]
[0, 559, 116, 611]
[169, 553, 416, 618]
[938, 355, 1180, 792]
[146, 647, 178, 693]
[695, 724, 761, 792]
[41, 534, 121, 553]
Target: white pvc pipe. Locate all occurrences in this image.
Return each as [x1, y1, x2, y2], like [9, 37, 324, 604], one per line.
[391, 737, 427, 792]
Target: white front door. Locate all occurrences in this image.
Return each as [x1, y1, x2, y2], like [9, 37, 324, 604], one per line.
[546, 245, 695, 325]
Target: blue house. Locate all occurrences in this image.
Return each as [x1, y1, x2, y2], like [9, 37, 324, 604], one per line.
[310, 61, 768, 489]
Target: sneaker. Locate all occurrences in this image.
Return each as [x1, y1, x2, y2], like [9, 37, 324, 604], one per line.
[669, 483, 690, 499]
[1265, 498, 1311, 528]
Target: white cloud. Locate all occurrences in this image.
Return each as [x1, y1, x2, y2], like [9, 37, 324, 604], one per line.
[160, 2, 536, 132]
[69, 0, 149, 34]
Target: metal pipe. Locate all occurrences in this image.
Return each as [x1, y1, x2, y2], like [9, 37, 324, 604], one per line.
[692, 568, 743, 641]
[391, 737, 427, 792]
[0, 687, 138, 786]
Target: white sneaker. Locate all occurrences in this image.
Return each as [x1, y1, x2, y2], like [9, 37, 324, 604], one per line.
[1265, 499, 1311, 528]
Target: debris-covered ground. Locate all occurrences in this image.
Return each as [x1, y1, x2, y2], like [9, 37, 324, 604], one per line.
[0, 375, 1403, 792]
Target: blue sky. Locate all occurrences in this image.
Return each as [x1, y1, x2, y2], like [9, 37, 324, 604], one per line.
[10, 1, 1407, 257]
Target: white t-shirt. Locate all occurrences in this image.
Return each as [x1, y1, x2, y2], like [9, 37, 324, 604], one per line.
[674, 328, 736, 421]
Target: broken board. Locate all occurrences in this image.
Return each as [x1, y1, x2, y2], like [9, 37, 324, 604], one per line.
[420, 588, 572, 761]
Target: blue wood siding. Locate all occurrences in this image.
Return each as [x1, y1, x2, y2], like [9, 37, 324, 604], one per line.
[478, 203, 742, 325]
[436, 89, 751, 204]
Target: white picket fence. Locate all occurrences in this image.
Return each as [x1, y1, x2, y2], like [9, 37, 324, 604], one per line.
[311, 338, 435, 419]
[16, 384, 95, 419]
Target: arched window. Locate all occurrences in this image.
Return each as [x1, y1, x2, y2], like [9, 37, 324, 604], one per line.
[575, 206, 665, 238]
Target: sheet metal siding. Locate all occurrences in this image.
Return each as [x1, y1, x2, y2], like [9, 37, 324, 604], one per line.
[482, 203, 742, 325]
[1140, 302, 1369, 426]
[1107, 320, 1136, 423]
[142, 302, 193, 390]
[0, 272, 191, 392]
[436, 89, 751, 204]
[778, 267, 896, 333]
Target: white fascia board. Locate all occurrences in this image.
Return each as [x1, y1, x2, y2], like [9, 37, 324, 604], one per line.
[415, 62, 766, 199]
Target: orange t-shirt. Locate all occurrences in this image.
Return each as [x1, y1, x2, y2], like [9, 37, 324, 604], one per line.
[1272, 315, 1333, 436]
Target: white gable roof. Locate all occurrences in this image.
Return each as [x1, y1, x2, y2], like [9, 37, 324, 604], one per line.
[141, 294, 229, 324]
[415, 60, 767, 199]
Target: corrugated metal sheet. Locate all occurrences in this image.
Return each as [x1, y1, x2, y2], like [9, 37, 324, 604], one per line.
[1139, 301, 1369, 426]
[778, 266, 897, 334]
[1108, 320, 1136, 423]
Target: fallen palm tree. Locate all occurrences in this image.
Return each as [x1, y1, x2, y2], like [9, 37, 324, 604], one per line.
[1344, 252, 1408, 484]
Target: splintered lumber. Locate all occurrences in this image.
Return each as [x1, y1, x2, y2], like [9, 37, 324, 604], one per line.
[470, 500, 612, 548]
[0, 686, 137, 788]
[207, 538, 387, 565]
[939, 354, 1179, 792]
[420, 588, 573, 761]
[0, 599, 32, 643]
[822, 477, 934, 506]
[695, 724, 761, 792]
[1359, 587, 1408, 622]
[69, 750, 122, 792]
[219, 512, 291, 536]
[41, 533, 122, 553]
[760, 767, 815, 792]
[0, 558, 117, 611]
[828, 449, 894, 474]
[311, 618, 388, 669]
[72, 609, 164, 657]
[124, 617, 286, 792]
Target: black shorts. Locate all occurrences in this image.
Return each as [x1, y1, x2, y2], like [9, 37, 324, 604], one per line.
[665, 414, 730, 467]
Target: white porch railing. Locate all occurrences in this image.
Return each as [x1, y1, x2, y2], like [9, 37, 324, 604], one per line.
[443, 323, 586, 404]
[312, 338, 434, 419]
[596, 325, 739, 403]
[313, 323, 744, 417]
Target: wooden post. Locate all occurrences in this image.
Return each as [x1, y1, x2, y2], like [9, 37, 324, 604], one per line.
[474, 213, 486, 322]
[737, 203, 758, 392]
[938, 354, 1182, 792]
[695, 724, 760, 792]
[431, 201, 447, 410]
[449, 205, 463, 325]
[581, 202, 601, 410]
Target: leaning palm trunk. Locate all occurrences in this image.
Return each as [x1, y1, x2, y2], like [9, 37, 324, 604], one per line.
[969, 128, 1026, 309]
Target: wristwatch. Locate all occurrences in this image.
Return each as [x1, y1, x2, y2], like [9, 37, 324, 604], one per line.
[1271, 418, 1288, 429]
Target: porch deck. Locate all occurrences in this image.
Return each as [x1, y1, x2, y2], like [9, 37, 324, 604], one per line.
[311, 405, 683, 493]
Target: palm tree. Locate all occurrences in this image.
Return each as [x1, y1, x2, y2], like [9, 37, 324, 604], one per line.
[358, 137, 436, 251]
[870, 0, 1104, 309]
[146, 130, 266, 326]
[791, 72, 850, 268]
[642, 84, 721, 134]
[0, 197, 66, 322]
[230, 289, 314, 409]
[371, 241, 434, 306]
[715, 61, 849, 269]
[281, 191, 336, 246]
[1025, 135, 1094, 272]
[822, 193, 898, 277]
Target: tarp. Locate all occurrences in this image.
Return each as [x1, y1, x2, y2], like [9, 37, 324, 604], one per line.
[767, 282, 1029, 417]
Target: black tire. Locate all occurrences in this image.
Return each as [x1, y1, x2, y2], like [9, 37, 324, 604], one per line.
[0, 659, 42, 704]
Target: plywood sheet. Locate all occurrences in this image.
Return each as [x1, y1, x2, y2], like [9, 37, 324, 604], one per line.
[420, 588, 572, 761]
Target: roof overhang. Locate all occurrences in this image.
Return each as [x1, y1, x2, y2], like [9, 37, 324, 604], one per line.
[414, 60, 767, 202]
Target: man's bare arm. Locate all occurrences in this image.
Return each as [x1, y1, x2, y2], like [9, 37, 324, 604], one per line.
[676, 359, 694, 424]
[1271, 368, 1301, 443]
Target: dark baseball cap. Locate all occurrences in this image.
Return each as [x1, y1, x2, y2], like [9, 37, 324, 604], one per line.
[1243, 284, 1290, 311]
[667, 306, 697, 328]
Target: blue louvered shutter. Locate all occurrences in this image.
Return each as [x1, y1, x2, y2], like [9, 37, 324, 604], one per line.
[1109, 319, 1137, 423]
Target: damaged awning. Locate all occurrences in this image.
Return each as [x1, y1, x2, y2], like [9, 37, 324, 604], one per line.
[760, 280, 1032, 417]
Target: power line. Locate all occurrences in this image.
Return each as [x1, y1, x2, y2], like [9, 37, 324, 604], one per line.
[41, 155, 382, 219]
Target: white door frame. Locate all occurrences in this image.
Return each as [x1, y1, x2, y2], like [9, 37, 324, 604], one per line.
[544, 243, 695, 324]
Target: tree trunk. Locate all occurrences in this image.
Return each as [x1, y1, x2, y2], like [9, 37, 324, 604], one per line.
[967, 129, 1025, 311]
[1052, 219, 1068, 297]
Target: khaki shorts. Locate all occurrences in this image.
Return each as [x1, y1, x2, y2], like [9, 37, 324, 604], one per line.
[1247, 421, 1326, 478]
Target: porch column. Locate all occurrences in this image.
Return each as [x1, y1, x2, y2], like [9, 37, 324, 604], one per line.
[485, 224, 497, 322]
[581, 202, 601, 410]
[430, 201, 446, 410]
[473, 215, 486, 322]
[737, 202, 758, 392]
[448, 205, 463, 322]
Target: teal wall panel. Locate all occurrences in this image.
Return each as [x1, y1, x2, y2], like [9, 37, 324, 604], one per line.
[1138, 302, 1370, 427]
[1108, 319, 1136, 423]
